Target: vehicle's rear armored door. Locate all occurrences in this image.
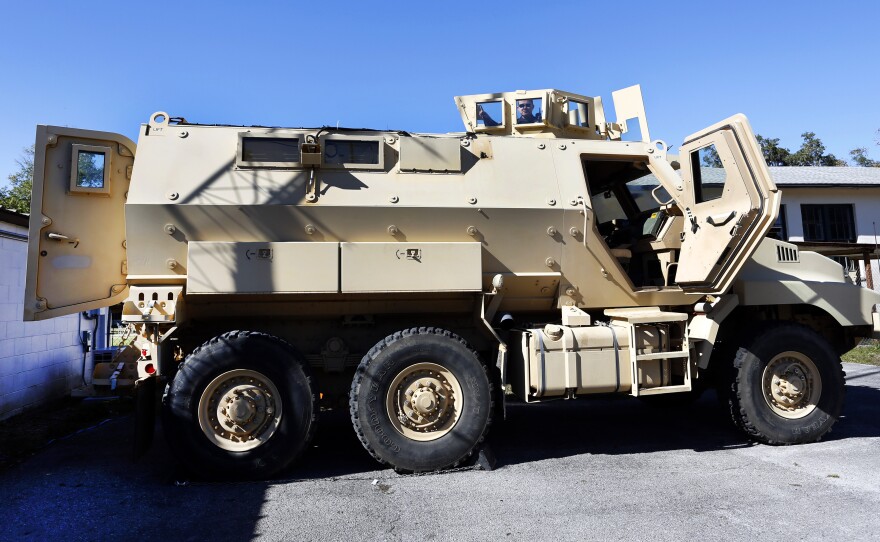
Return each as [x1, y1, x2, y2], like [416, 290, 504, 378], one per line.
[24, 126, 135, 321]
[674, 114, 779, 294]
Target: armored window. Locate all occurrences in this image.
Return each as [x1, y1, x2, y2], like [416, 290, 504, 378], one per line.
[801, 204, 855, 242]
[69, 144, 111, 195]
[475, 101, 504, 129]
[515, 97, 543, 125]
[321, 136, 384, 170]
[565, 100, 590, 129]
[324, 140, 379, 165]
[690, 144, 725, 203]
[239, 136, 301, 167]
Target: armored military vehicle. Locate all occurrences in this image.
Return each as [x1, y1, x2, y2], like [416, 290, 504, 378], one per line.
[23, 86, 880, 479]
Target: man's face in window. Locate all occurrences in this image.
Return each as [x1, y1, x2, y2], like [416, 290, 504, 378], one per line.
[517, 100, 535, 120]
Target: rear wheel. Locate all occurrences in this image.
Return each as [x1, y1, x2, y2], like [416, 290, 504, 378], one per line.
[163, 331, 316, 479]
[728, 323, 844, 444]
[349, 327, 493, 472]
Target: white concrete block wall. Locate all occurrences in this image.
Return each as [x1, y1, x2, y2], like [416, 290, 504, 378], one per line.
[0, 221, 85, 420]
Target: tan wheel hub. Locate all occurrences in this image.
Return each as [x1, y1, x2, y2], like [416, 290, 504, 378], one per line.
[386, 362, 463, 442]
[762, 352, 822, 419]
[198, 369, 282, 451]
[411, 387, 439, 415]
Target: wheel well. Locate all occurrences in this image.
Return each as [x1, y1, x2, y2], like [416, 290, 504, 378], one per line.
[718, 304, 846, 354]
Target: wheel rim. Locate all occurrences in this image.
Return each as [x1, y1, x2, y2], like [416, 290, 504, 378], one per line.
[761, 351, 822, 419]
[385, 362, 463, 442]
[197, 369, 282, 451]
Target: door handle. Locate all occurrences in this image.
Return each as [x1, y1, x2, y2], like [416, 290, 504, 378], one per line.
[47, 232, 80, 248]
[706, 211, 736, 226]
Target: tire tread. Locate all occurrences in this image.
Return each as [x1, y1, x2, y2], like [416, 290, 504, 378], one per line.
[727, 322, 845, 445]
[349, 327, 494, 471]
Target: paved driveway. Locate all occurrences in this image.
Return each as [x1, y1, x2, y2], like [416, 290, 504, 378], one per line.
[1, 362, 878, 541]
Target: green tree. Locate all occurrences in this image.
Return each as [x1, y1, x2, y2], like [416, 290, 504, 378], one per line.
[700, 145, 722, 167]
[849, 147, 879, 167]
[76, 151, 105, 188]
[0, 145, 34, 212]
[756, 135, 791, 166]
[788, 132, 846, 166]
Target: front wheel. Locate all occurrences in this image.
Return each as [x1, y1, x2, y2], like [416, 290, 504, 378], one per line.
[349, 327, 493, 472]
[728, 323, 845, 444]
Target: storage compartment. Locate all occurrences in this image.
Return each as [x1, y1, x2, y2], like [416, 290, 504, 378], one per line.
[507, 319, 689, 401]
[509, 324, 636, 400]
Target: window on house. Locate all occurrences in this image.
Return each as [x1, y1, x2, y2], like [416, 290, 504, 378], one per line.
[801, 204, 855, 242]
[767, 204, 788, 241]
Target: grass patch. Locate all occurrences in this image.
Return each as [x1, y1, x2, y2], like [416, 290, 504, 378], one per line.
[842, 341, 880, 366]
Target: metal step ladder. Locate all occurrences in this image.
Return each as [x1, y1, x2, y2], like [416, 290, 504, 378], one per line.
[604, 307, 692, 397]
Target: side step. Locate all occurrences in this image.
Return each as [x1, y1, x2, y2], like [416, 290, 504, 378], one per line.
[605, 307, 693, 397]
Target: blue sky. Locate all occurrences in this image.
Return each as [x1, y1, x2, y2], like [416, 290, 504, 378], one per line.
[1, 1, 878, 187]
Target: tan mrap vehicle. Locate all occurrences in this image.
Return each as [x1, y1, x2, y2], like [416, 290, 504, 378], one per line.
[24, 86, 880, 479]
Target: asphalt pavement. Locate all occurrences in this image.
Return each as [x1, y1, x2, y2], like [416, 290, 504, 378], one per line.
[1, 362, 878, 541]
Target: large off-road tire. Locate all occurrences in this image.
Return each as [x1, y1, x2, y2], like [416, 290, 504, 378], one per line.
[727, 323, 845, 444]
[349, 327, 493, 472]
[163, 331, 316, 480]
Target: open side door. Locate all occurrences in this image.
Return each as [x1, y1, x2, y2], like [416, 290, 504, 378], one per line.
[24, 126, 135, 321]
[673, 114, 779, 294]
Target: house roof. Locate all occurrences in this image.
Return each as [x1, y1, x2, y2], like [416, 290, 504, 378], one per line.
[641, 166, 880, 188]
[767, 166, 880, 187]
[0, 207, 29, 227]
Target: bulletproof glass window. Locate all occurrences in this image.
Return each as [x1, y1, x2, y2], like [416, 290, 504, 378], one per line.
[690, 144, 725, 203]
[77, 152, 105, 188]
[476, 101, 503, 128]
[566, 100, 590, 129]
[515, 98, 542, 124]
[69, 145, 111, 195]
[241, 137, 301, 164]
[324, 140, 380, 165]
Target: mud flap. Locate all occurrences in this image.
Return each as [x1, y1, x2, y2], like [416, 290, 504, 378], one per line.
[133, 376, 157, 458]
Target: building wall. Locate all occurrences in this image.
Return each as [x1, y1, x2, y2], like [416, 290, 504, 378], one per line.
[777, 186, 880, 292]
[0, 220, 85, 420]
[778, 186, 880, 245]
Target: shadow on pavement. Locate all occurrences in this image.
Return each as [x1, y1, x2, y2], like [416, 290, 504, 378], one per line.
[278, 373, 880, 477]
[1, 369, 878, 541]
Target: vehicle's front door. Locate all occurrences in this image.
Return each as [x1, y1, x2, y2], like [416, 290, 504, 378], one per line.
[24, 126, 135, 321]
[673, 114, 780, 294]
